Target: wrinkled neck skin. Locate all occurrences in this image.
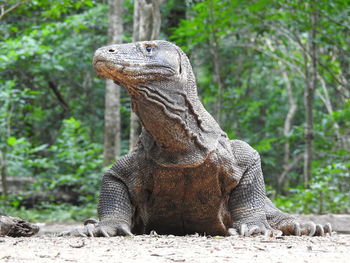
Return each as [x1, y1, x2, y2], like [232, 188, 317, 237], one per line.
[125, 78, 226, 168]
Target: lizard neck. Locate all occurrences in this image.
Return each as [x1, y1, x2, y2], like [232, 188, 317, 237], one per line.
[128, 79, 226, 167]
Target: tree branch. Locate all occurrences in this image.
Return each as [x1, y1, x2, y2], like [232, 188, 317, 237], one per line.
[232, 42, 304, 76]
[278, 153, 303, 188]
[290, 29, 349, 91]
[0, 1, 24, 20]
[48, 81, 69, 111]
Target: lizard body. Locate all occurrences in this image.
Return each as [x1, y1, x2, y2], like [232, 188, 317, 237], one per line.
[68, 41, 331, 237]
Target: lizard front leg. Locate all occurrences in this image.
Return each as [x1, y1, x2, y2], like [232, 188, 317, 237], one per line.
[228, 140, 280, 236]
[228, 140, 331, 237]
[92, 172, 134, 237]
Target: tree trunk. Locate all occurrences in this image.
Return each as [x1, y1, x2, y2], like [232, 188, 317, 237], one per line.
[278, 68, 298, 192]
[129, 0, 163, 152]
[103, 0, 124, 166]
[0, 150, 8, 200]
[264, 38, 300, 192]
[209, 40, 223, 125]
[303, 1, 318, 187]
[316, 75, 348, 150]
[208, 0, 223, 124]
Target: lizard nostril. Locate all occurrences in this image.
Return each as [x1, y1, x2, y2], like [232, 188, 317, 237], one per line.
[108, 49, 115, 53]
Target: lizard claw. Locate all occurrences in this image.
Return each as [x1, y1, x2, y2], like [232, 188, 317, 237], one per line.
[230, 222, 280, 237]
[315, 224, 324, 236]
[239, 224, 248, 236]
[262, 228, 282, 237]
[228, 228, 238, 236]
[324, 223, 332, 236]
[301, 222, 333, 236]
[100, 228, 110, 237]
[277, 220, 314, 236]
[86, 224, 95, 237]
[304, 222, 316, 236]
[84, 218, 98, 225]
[59, 221, 133, 237]
[275, 219, 332, 236]
[117, 224, 133, 236]
[247, 225, 260, 236]
[314, 223, 332, 236]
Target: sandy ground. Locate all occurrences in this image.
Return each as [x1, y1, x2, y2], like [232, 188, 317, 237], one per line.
[1, 214, 350, 263]
[1, 234, 349, 263]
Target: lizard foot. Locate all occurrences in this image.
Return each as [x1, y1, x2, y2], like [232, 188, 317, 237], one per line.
[228, 222, 282, 237]
[275, 220, 332, 236]
[59, 219, 133, 237]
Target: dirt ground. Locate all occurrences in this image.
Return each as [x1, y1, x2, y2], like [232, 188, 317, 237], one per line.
[1, 215, 350, 263]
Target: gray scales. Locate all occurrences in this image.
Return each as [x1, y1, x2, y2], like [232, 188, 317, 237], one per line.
[66, 40, 331, 237]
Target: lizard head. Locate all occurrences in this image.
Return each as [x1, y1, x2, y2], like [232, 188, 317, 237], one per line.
[93, 40, 223, 166]
[93, 40, 183, 90]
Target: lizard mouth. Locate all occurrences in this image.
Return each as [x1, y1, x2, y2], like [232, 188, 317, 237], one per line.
[93, 55, 177, 86]
[93, 61, 139, 92]
[93, 60, 123, 84]
[92, 59, 105, 67]
[93, 60, 111, 78]
[93, 56, 134, 69]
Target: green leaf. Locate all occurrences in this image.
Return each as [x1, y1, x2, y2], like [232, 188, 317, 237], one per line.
[7, 136, 17, 146]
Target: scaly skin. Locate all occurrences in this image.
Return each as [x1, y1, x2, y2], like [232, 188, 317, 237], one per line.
[64, 41, 331, 237]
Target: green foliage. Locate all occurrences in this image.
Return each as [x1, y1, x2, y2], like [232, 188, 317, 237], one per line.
[273, 160, 350, 214]
[0, 2, 111, 221]
[6, 137, 48, 177]
[5, 0, 95, 20]
[0, 4, 108, 145]
[2, 117, 102, 220]
[3, 117, 103, 199]
[42, 117, 103, 202]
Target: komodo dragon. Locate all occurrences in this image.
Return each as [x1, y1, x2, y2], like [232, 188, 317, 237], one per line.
[67, 40, 331, 237]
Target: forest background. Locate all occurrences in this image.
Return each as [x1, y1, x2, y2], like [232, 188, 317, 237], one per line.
[0, 0, 349, 222]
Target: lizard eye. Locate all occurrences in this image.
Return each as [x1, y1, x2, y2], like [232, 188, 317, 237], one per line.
[145, 46, 152, 53]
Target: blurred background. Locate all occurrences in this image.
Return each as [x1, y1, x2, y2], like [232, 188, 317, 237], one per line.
[0, 0, 349, 222]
